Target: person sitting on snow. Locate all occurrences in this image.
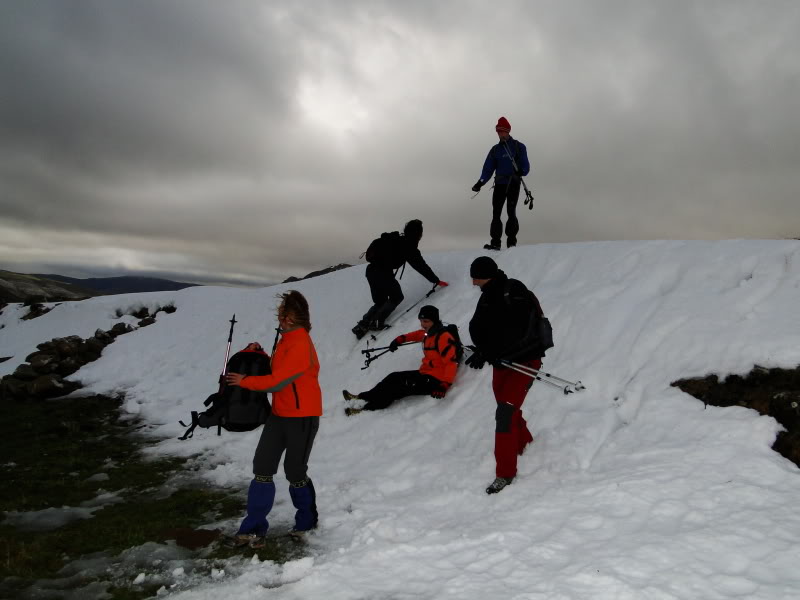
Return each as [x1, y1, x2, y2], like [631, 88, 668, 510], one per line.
[343, 305, 459, 415]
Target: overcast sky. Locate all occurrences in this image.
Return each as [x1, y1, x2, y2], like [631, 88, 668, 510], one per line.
[1, 0, 799, 285]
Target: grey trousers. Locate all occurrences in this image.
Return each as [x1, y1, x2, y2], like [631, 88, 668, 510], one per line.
[252, 414, 319, 483]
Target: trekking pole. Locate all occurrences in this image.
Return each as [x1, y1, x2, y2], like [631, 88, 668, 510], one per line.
[221, 314, 237, 377]
[179, 314, 238, 439]
[500, 359, 585, 395]
[399, 283, 441, 318]
[361, 341, 420, 355]
[501, 140, 535, 210]
[361, 341, 420, 370]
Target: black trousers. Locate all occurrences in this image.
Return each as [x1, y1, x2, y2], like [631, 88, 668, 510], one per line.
[252, 414, 319, 483]
[360, 370, 442, 411]
[360, 263, 403, 327]
[490, 179, 521, 246]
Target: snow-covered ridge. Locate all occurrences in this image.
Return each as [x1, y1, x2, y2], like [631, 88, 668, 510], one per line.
[2, 240, 800, 599]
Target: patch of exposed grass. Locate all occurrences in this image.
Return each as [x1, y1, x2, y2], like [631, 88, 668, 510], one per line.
[0, 393, 285, 599]
[1, 489, 241, 581]
[0, 394, 179, 513]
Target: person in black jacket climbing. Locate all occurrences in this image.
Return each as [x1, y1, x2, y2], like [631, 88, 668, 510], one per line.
[352, 219, 448, 339]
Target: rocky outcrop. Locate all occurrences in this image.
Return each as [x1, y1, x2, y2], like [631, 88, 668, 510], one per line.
[282, 263, 352, 283]
[0, 307, 175, 401]
[0, 327, 131, 401]
[21, 303, 52, 321]
[673, 365, 800, 468]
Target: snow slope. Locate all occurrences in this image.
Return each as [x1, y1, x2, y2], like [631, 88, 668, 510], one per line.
[2, 240, 800, 599]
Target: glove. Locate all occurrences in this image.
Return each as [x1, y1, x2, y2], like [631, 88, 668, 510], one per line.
[436, 281, 449, 287]
[471, 180, 484, 192]
[514, 166, 523, 177]
[487, 356, 505, 368]
[431, 383, 450, 399]
[389, 339, 400, 352]
[465, 352, 486, 370]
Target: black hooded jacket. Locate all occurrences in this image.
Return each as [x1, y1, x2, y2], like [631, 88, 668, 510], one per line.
[469, 269, 543, 362]
[371, 234, 438, 284]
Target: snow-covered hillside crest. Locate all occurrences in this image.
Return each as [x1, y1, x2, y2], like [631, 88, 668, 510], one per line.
[3, 239, 800, 599]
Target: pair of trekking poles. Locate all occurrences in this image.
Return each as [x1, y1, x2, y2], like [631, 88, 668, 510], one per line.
[360, 281, 446, 368]
[465, 345, 584, 395]
[363, 343, 584, 395]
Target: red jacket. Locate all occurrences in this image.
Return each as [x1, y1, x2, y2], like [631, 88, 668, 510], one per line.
[239, 327, 322, 417]
[395, 328, 458, 385]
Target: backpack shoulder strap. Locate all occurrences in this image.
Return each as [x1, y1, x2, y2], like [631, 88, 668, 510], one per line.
[504, 280, 544, 316]
[435, 325, 461, 361]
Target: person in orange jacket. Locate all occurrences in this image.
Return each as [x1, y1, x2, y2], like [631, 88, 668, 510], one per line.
[343, 305, 459, 415]
[224, 290, 322, 547]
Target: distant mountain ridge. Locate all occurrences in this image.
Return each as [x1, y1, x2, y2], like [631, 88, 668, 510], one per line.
[0, 263, 350, 304]
[0, 271, 97, 303]
[0, 271, 196, 303]
[34, 274, 197, 295]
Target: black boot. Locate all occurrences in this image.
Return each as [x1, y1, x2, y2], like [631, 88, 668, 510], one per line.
[486, 476, 514, 494]
[352, 322, 369, 339]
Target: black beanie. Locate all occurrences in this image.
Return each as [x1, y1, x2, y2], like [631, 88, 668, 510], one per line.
[418, 305, 440, 322]
[470, 256, 498, 279]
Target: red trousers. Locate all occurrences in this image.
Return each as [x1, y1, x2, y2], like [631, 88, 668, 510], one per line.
[491, 359, 541, 478]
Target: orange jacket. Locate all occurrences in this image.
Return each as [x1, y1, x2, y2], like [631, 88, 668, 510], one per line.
[239, 327, 322, 417]
[395, 328, 458, 385]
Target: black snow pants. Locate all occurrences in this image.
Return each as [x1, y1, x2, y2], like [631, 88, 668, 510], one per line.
[359, 370, 442, 411]
[359, 263, 403, 328]
[490, 178, 521, 247]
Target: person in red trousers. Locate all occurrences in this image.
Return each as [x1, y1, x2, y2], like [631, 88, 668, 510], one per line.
[465, 256, 548, 494]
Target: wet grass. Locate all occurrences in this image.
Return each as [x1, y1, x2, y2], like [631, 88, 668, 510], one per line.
[0, 393, 301, 599]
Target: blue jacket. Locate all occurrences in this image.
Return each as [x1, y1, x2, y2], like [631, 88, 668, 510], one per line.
[479, 137, 530, 186]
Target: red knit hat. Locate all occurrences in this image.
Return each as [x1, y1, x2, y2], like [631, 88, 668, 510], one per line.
[495, 116, 511, 133]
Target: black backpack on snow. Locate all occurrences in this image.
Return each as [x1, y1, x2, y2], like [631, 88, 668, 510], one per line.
[179, 349, 272, 440]
[365, 231, 406, 270]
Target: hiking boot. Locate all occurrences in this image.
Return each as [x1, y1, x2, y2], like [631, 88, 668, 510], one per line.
[223, 533, 264, 548]
[507, 239, 517, 248]
[483, 242, 501, 251]
[485, 476, 514, 494]
[342, 390, 359, 401]
[352, 323, 369, 339]
[345, 407, 362, 417]
[289, 524, 317, 539]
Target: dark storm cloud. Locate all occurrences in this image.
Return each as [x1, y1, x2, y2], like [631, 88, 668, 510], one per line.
[0, 1, 292, 172]
[1, 0, 799, 285]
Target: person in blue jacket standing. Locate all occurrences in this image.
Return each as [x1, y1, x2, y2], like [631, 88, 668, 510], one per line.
[471, 117, 530, 251]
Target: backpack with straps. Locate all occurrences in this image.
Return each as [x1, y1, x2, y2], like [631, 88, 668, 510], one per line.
[434, 323, 464, 364]
[365, 231, 406, 270]
[503, 281, 554, 359]
[179, 349, 272, 439]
